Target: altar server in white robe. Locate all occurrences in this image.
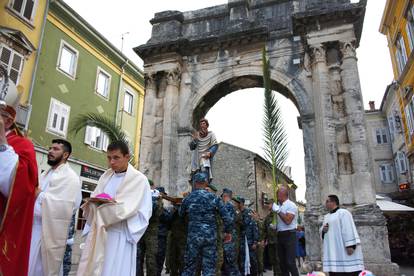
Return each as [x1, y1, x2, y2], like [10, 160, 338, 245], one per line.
[77, 140, 152, 276]
[321, 195, 364, 276]
[29, 139, 82, 276]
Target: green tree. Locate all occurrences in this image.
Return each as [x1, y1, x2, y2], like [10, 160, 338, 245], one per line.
[262, 48, 289, 224]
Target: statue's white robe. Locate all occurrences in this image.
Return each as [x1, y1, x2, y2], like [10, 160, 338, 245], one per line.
[321, 208, 364, 273]
[77, 164, 152, 276]
[28, 163, 82, 276]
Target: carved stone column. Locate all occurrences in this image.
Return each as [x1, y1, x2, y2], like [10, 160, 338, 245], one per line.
[301, 114, 323, 263]
[339, 40, 399, 275]
[160, 68, 181, 194]
[139, 72, 157, 179]
[309, 44, 338, 200]
[339, 40, 376, 204]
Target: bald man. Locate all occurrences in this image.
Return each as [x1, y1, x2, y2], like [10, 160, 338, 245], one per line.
[272, 186, 299, 276]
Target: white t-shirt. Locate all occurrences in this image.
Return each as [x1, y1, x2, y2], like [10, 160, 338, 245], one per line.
[276, 199, 298, 232]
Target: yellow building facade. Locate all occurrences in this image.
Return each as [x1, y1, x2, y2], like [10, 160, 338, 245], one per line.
[0, 0, 48, 108]
[381, 0, 414, 190]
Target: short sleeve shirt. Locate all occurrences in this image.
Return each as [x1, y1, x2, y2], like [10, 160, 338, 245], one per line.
[277, 199, 298, 232]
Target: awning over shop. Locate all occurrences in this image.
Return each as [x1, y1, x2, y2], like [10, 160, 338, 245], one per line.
[376, 195, 414, 212]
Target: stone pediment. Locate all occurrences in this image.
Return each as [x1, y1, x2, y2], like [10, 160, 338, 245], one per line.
[0, 26, 35, 55]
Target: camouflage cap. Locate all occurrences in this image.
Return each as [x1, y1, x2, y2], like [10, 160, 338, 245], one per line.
[193, 172, 208, 183]
[156, 186, 167, 194]
[221, 188, 233, 196]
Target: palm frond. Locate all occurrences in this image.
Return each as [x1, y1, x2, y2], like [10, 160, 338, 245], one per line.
[69, 112, 137, 166]
[262, 47, 289, 200]
[70, 113, 128, 143]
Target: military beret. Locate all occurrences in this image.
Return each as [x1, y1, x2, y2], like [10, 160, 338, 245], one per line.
[208, 183, 218, 192]
[148, 179, 154, 186]
[232, 196, 245, 204]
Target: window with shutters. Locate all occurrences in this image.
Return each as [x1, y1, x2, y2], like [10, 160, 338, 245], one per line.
[57, 41, 78, 78]
[84, 126, 109, 151]
[0, 45, 24, 84]
[375, 128, 389, 144]
[396, 34, 408, 75]
[379, 164, 394, 184]
[395, 151, 408, 174]
[95, 67, 111, 98]
[406, 5, 414, 51]
[8, 0, 36, 22]
[46, 98, 70, 137]
[387, 115, 396, 141]
[123, 90, 134, 114]
[405, 97, 414, 139]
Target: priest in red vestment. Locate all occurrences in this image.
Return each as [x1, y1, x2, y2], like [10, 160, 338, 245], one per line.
[0, 81, 38, 276]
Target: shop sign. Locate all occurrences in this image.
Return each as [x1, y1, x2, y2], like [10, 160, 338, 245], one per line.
[80, 165, 104, 181]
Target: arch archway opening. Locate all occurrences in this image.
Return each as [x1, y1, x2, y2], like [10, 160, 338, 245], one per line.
[192, 75, 300, 129]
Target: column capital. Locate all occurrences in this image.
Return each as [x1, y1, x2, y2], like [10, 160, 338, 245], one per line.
[166, 67, 181, 87]
[340, 40, 357, 60]
[145, 72, 157, 90]
[309, 44, 326, 64]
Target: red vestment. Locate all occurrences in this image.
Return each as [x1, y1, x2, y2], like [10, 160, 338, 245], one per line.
[0, 130, 38, 276]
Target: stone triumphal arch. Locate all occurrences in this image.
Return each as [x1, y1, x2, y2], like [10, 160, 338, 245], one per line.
[135, 0, 398, 274]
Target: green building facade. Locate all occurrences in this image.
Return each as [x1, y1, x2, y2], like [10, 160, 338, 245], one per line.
[29, 0, 145, 205]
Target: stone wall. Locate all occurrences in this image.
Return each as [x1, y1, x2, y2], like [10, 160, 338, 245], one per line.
[213, 142, 296, 217]
[212, 142, 257, 205]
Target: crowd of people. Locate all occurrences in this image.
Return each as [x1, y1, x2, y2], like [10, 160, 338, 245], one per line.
[137, 175, 308, 276]
[0, 82, 370, 276]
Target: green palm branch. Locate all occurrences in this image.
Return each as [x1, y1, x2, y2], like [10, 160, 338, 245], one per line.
[70, 113, 136, 165]
[262, 48, 289, 224]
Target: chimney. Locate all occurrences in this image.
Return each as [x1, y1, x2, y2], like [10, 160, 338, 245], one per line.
[369, 101, 375, 111]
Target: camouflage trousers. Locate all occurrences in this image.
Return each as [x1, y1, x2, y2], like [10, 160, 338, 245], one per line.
[136, 232, 159, 276]
[62, 245, 72, 276]
[240, 245, 258, 276]
[268, 243, 282, 276]
[156, 234, 168, 276]
[182, 234, 217, 276]
[223, 239, 241, 276]
[166, 231, 186, 276]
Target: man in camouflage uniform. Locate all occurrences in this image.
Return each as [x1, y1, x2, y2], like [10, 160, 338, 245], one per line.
[180, 173, 232, 276]
[233, 197, 243, 270]
[235, 197, 259, 276]
[264, 199, 282, 276]
[136, 181, 163, 276]
[221, 188, 241, 276]
[166, 205, 187, 276]
[205, 183, 224, 276]
[156, 187, 173, 276]
[252, 211, 266, 276]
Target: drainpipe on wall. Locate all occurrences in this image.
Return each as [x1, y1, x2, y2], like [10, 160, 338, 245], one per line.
[115, 59, 128, 126]
[24, 0, 50, 133]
